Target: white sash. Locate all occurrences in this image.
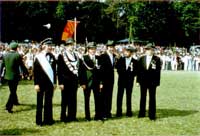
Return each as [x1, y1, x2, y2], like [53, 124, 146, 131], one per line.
[35, 53, 54, 85]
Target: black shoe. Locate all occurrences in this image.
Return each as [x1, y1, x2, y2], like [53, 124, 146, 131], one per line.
[14, 102, 20, 106]
[49, 120, 55, 125]
[85, 117, 91, 121]
[36, 122, 43, 126]
[106, 113, 112, 118]
[138, 114, 145, 118]
[6, 109, 13, 113]
[43, 120, 55, 125]
[126, 112, 133, 117]
[61, 118, 68, 122]
[116, 113, 122, 117]
[149, 116, 156, 121]
[94, 116, 102, 121]
[66, 117, 78, 122]
[94, 116, 105, 121]
[61, 116, 68, 122]
[6, 108, 13, 113]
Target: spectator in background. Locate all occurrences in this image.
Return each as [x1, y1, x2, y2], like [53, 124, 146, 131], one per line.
[182, 53, 190, 71]
[165, 53, 171, 70]
[24, 49, 34, 80]
[194, 55, 200, 71]
[171, 53, 178, 71]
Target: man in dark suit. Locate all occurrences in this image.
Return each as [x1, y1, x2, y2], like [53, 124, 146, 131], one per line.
[137, 43, 162, 120]
[79, 42, 103, 121]
[34, 39, 57, 126]
[100, 40, 118, 118]
[57, 38, 79, 122]
[0, 42, 28, 113]
[116, 46, 138, 117]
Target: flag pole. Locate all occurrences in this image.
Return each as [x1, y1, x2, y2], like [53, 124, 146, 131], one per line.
[74, 17, 77, 46]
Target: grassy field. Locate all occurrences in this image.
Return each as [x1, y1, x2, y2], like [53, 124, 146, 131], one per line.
[0, 71, 200, 136]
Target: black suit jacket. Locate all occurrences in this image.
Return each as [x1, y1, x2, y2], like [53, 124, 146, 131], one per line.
[79, 55, 101, 87]
[33, 52, 57, 89]
[100, 52, 115, 85]
[137, 55, 162, 87]
[57, 54, 79, 85]
[116, 56, 138, 86]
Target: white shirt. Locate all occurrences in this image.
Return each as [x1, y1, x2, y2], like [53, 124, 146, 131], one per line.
[107, 51, 114, 66]
[146, 55, 153, 69]
[89, 54, 95, 62]
[125, 57, 132, 70]
[25, 52, 34, 67]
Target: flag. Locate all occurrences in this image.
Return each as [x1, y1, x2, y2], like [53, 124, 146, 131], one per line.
[61, 20, 79, 41]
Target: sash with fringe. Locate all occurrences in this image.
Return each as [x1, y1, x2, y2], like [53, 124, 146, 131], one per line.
[35, 53, 54, 85]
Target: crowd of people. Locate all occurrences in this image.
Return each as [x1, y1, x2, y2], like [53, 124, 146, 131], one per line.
[0, 38, 198, 126]
[1, 41, 200, 79]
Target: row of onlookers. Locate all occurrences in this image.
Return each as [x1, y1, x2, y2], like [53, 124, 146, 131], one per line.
[1, 41, 200, 78]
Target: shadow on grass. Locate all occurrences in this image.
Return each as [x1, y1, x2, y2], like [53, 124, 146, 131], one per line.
[157, 108, 199, 118]
[14, 104, 36, 113]
[0, 83, 8, 90]
[53, 117, 95, 125]
[19, 80, 33, 85]
[14, 103, 60, 113]
[103, 109, 198, 121]
[0, 80, 33, 86]
[0, 128, 39, 135]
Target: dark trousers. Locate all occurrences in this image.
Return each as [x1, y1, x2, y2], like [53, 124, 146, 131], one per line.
[117, 82, 133, 115]
[83, 85, 102, 119]
[102, 82, 114, 118]
[36, 87, 53, 125]
[139, 85, 157, 119]
[61, 82, 78, 121]
[6, 80, 19, 110]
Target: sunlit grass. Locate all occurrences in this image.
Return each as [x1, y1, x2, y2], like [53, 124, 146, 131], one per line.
[0, 71, 200, 136]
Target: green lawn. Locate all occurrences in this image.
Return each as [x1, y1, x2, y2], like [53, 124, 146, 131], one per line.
[0, 71, 200, 136]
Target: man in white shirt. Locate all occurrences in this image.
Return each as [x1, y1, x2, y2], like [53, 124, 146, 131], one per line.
[137, 43, 162, 120]
[79, 42, 103, 121]
[116, 46, 138, 117]
[100, 40, 118, 119]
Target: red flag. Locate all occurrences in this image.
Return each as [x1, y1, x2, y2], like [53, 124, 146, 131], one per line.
[61, 20, 78, 41]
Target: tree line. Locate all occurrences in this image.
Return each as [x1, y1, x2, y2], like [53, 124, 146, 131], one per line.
[1, 0, 199, 47]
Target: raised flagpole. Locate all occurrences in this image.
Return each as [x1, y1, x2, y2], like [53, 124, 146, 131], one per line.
[74, 17, 77, 45]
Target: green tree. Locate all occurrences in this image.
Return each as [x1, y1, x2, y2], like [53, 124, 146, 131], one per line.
[54, 2, 65, 21]
[173, 1, 200, 46]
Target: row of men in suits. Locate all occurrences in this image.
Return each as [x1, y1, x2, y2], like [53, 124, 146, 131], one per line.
[33, 37, 161, 126]
[33, 38, 118, 126]
[34, 39, 119, 125]
[1, 38, 161, 126]
[34, 38, 82, 126]
[79, 41, 162, 121]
